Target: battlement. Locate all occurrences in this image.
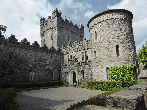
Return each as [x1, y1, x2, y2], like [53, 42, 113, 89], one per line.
[40, 9, 84, 31]
[0, 34, 61, 53]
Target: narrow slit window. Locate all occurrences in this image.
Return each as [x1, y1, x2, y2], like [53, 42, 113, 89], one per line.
[82, 52, 84, 61]
[116, 45, 119, 57]
[106, 67, 109, 80]
[81, 70, 84, 79]
[95, 31, 97, 41]
[94, 51, 96, 58]
[51, 35, 53, 40]
[68, 36, 69, 42]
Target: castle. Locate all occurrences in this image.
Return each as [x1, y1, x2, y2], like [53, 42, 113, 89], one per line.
[0, 9, 137, 86]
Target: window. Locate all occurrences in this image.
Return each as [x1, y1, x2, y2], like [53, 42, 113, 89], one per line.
[85, 51, 88, 60]
[94, 51, 96, 58]
[51, 35, 53, 40]
[82, 52, 84, 61]
[106, 67, 109, 80]
[81, 70, 84, 79]
[68, 36, 69, 42]
[9, 52, 13, 61]
[95, 31, 97, 41]
[51, 72, 54, 80]
[116, 45, 119, 57]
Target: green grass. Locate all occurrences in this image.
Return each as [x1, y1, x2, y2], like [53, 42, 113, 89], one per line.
[0, 89, 18, 110]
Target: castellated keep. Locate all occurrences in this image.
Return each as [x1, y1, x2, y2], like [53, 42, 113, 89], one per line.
[0, 9, 137, 85]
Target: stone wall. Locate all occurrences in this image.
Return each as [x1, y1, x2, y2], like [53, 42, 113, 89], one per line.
[88, 9, 137, 81]
[0, 35, 63, 84]
[40, 9, 84, 49]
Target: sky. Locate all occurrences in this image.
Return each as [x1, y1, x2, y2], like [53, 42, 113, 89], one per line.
[0, 0, 147, 52]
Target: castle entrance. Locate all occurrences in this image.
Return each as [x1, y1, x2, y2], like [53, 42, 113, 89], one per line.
[73, 72, 76, 85]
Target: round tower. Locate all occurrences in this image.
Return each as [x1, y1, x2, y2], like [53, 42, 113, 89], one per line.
[87, 9, 136, 81]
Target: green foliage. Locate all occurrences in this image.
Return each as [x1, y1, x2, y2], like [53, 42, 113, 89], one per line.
[109, 65, 136, 82]
[0, 89, 18, 110]
[77, 81, 136, 91]
[138, 41, 147, 69]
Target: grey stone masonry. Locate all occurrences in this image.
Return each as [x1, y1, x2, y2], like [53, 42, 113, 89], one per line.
[0, 34, 63, 83]
[40, 8, 84, 49]
[106, 90, 146, 110]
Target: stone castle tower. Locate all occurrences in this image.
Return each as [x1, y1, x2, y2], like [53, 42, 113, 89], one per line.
[39, 9, 137, 85]
[40, 8, 84, 49]
[88, 9, 137, 80]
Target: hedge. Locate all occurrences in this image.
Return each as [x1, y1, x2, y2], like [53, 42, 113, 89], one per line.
[77, 81, 137, 91]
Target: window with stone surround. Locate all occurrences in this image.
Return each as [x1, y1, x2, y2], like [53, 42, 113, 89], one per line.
[94, 51, 96, 58]
[95, 31, 97, 41]
[51, 35, 53, 40]
[9, 52, 14, 61]
[68, 36, 69, 42]
[116, 45, 119, 57]
[106, 67, 109, 80]
[81, 70, 84, 79]
[85, 51, 88, 60]
[82, 52, 84, 61]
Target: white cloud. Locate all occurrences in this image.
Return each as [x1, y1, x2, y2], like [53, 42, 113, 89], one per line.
[0, 0, 55, 45]
[57, 0, 91, 11]
[84, 11, 95, 18]
[56, 0, 91, 21]
[107, 0, 147, 51]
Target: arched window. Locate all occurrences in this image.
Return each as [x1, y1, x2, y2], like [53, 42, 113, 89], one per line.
[95, 31, 97, 41]
[116, 45, 119, 57]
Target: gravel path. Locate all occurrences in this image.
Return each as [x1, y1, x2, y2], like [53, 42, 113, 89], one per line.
[15, 87, 105, 110]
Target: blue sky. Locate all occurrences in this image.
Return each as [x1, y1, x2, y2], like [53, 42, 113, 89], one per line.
[0, 0, 147, 52]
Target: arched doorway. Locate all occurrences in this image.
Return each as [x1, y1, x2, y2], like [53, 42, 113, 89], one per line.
[73, 72, 76, 84]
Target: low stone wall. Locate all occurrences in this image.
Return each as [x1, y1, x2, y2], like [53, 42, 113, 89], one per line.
[106, 82, 147, 110]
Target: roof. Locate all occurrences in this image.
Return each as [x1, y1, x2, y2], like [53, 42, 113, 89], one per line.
[87, 9, 133, 28]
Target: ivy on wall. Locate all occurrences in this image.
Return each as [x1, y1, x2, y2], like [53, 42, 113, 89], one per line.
[109, 65, 136, 82]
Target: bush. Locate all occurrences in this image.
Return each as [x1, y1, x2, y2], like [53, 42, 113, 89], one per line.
[77, 81, 137, 91]
[109, 65, 136, 82]
[0, 89, 18, 110]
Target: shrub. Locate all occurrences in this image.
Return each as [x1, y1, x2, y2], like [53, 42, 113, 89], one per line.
[77, 81, 137, 91]
[109, 65, 136, 82]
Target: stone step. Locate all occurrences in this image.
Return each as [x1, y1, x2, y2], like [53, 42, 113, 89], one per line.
[106, 90, 146, 110]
